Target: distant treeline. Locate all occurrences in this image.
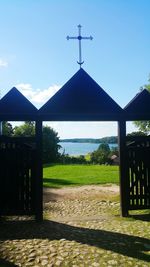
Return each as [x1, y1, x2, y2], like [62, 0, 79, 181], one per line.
[60, 136, 118, 144]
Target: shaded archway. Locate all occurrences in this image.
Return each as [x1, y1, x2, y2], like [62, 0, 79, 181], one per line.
[39, 68, 126, 215]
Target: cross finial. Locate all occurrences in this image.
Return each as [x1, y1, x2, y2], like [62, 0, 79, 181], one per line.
[67, 25, 93, 68]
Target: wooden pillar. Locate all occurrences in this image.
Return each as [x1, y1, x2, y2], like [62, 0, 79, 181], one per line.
[118, 120, 128, 217]
[35, 119, 43, 221]
[0, 121, 2, 135]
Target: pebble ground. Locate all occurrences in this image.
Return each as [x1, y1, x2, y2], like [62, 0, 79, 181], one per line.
[0, 186, 150, 267]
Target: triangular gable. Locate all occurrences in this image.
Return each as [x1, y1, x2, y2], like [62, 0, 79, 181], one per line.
[0, 87, 37, 120]
[39, 69, 123, 121]
[124, 89, 150, 120]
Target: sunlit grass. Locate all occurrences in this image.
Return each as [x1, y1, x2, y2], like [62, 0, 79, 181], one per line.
[43, 164, 119, 188]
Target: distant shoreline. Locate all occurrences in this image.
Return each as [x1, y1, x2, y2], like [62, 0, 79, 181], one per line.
[60, 136, 118, 144]
[59, 140, 118, 156]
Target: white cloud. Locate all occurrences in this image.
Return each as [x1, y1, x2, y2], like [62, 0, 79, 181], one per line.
[16, 83, 61, 107]
[16, 83, 33, 91]
[33, 85, 60, 104]
[0, 59, 8, 67]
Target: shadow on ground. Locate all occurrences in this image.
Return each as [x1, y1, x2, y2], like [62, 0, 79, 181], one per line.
[0, 219, 150, 263]
[43, 178, 79, 188]
[130, 213, 150, 222]
[0, 258, 18, 266]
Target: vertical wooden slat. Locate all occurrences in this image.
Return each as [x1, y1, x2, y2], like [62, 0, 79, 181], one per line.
[135, 151, 139, 207]
[25, 158, 30, 212]
[148, 164, 150, 206]
[140, 159, 144, 206]
[35, 120, 43, 221]
[118, 120, 129, 216]
[30, 150, 36, 212]
[20, 152, 24, 212]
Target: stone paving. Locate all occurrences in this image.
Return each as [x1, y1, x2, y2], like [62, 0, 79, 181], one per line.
[0, 186, 150, 267]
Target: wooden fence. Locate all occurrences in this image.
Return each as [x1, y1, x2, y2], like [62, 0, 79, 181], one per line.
[126, 136, 150, 211]
[0, 136, 37, 216]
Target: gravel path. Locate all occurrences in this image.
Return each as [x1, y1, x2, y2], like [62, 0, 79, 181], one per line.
[0, 185, 150, 267]
[43, 184, 119, 202]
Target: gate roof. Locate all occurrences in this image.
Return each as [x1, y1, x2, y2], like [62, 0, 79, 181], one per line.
[0, 87, 37, 121]
[39, 68, 123, 121]
[124, 89, 150, 120]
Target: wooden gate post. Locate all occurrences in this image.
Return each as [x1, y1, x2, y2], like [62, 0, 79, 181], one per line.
[35, 119, 43, 221]
[0, 121, 2, 135]
[118, 120, 129, 217]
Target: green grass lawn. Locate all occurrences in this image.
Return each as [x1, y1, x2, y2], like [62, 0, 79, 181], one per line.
[43, 164, 119, 188]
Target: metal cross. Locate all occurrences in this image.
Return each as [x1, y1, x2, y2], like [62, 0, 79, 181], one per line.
[67, 25, 93, 68]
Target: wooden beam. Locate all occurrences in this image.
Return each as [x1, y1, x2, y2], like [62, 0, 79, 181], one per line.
[35, 119, 43, 221]
[0, 121, 2, 135]
[118, 120, 129, 217]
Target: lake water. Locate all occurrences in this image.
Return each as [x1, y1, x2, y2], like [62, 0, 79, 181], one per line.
[59, 142, 118, 156]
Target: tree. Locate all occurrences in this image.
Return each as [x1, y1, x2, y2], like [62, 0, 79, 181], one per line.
[127, 131, 146, 136]
[2, 121, 13, 136]
[13, 122, 60, 163]
[134, 121, 150, 135]
[42, 126, 61, 163]
[90, 143, 111, 164]
[134, 76, 150, 134]
[14, 121, 35, 136]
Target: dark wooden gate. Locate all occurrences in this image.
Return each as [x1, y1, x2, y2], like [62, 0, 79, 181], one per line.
[126, 136, 150, 211]
[0, 136, 37, 216]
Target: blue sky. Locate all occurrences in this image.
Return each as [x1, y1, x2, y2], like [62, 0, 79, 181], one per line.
[0, 0, 150, 138]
